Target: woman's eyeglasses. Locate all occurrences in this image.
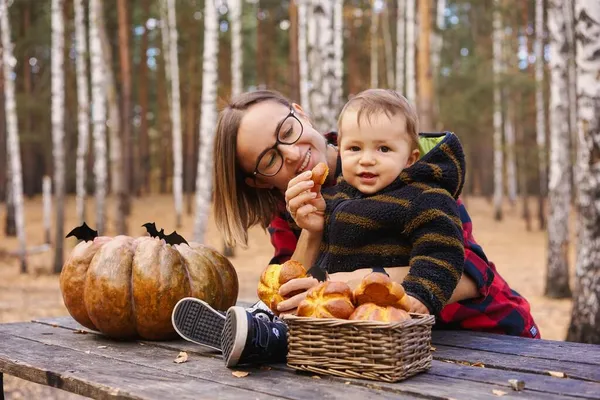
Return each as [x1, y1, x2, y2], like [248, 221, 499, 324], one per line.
[252, 107, 304, 177]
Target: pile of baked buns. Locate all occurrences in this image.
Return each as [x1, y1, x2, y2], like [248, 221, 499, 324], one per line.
[257, 260, 413, 323]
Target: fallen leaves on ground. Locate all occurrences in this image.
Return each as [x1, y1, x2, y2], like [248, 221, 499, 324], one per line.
[174, 351, 188, 364]
[97, 345, 107, 349]
[508, 379, 525, 391]
[472, 362, 485, 368]
[232, 371, 249, 378]
[492, 389, 507, 396]
[547, 371, 566, 378]
[73, 330, 87, 334]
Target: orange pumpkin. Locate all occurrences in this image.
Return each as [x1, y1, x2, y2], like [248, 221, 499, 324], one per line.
[59, 223, 238, 340]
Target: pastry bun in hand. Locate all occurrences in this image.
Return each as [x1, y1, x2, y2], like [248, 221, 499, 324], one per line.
[349, 303, 411, 323]
[257, 260, 307, 315]
[353, 272, 411, 311]
[311, 162, 329, 190]
[296, 281, 355, 319]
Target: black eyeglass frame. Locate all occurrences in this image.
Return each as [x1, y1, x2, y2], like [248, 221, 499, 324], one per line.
[251, 107, 304, 178]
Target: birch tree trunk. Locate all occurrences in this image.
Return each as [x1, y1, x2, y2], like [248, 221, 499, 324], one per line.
[74, 0, 90, 224]
[298, 0, 309, 108]
[43, 176, 52, 244]
[567, 0, 600, 344]
[370, 2, 379, 88]
[382, 4, 394, 89]
[417, 0, 433, 130]
[405, 0, 416, 103]
[89, 0, 108, 235]
[117, 0, 132, 214]
[138, 0, 150, 195]
[289, 0, 300, 102]
[492, 1, 504, 221]
[564, 0, 578, 204]
[194, 0, 219, 242]
[535, 0, 547, 230]
[163, 0, 183, 228]
[51, 0, 66, 274]
[0, 0, 27, 272]
[396, 0, 405, 93]
[230, 0, 242, 97]
[96, 0, 126, 235]
[333, 0, 343, 104]
[546, 0, 573, 299]
[307, 0, 336, 132]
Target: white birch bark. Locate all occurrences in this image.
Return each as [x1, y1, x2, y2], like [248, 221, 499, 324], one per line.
[89, 0, 107, 235]
[307, 0, 336, 132]
[74, 0, 90, 224]
[43, 176, 52, 245]
[298, 0, 309, 109]
[535, 0, 547, 229]
[564, 1, 578, 189]
[51, 0, 66, 273]
[194, 0, 219, 242]
[492, 1, 504, 220]
[504, 104, 517, 204]
[396, 0, 405, 93]
[0, 0, 27, 272]
[370, 2, 379, 88]
[382, 5, 394, 89]
[405, 0, 416, 103]
[229, 0, 243, 97]
[567, 0, 600, 344]
[546, 0, 572, 298]
[164, 0, 183, 228]
[333, 0, 343, 105]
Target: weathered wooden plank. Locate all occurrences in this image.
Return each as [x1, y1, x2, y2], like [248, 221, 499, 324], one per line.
[432, 330, 600, 365]
[33, 318, 595, 399]
[0, 332, 283, 400]
[433, 344, 600, 383]
[1, 322, 416, 400]
[429, 360, 600, 399]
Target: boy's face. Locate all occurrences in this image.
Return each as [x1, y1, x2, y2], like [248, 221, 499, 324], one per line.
[338, 109, 420, 195]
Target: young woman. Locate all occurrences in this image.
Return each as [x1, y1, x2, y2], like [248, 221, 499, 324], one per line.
[172, 90, 539, 368]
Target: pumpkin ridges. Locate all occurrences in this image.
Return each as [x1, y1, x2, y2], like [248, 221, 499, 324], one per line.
[176, 244, 222, 311]
[84, 237, 138, 339]
[132, 238, 190, 340]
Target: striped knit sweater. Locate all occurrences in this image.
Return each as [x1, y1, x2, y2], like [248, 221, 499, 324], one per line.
[316, 132, 466, 315]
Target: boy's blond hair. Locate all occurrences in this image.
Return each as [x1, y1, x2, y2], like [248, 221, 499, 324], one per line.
[337, 89, 419, 150]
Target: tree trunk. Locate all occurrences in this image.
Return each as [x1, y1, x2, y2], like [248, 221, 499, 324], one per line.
[298, 0, 309, 108]
[89, 0, 108, 235]
[0, 0, 27, 272]
[535, 0, 547, 230]
[162, 0, 183, 228]
[74, 0, 90, 224]
[288, 0, 300, 102]
[405, 0, 416, 103]
[0, 57, 6, 203]
[137, 0, 150, 196]
[43, 176, 52, 244]
[505, 102, 518, 205]
[51, 0, 66, 274]
[21, 4, 35, 199]
[97, 0, 126, 235]
[370, 2, 379, 88]
[396, 0, 405, 93]
[117, 0, 132, 215]
[567, 0, 600, 344]
[382, 5, 394, 89]
[417, 0, 433, 130]
[545, 0, 572, 299]
[431, 0, 446, 128]
[564, 0, 578, 206]
[333, 0, 343, 107]
[184, 25, 198, 216]
[194, 0, 219, 243]
[492, 1, 504, 221]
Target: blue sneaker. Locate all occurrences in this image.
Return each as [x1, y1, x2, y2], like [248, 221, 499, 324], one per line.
[221, 306, 288, 367]
[172, 298, 278, 351]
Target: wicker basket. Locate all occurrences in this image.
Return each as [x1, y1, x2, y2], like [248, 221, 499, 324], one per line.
[283, 313, 435, 383]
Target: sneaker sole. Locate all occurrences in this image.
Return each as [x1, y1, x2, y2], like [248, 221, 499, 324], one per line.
[222, 307, 248, 368]
[172, 297, 225, 351]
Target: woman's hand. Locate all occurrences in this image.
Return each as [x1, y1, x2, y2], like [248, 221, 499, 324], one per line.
[285, 171, 326, 233]
[276, 276, 320, 313]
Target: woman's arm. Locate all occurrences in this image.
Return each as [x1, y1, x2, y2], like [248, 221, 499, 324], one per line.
[291, 229, 323, 268]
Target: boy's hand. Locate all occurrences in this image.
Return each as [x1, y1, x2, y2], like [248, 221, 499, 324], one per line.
[407, 295, 430, 314]
[276, 276, 320, 313]
[285, 171, 326, 233]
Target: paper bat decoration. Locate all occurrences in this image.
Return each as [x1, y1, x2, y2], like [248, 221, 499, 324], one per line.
[142, 222, 189, 246]
[66, 222, 99, 242]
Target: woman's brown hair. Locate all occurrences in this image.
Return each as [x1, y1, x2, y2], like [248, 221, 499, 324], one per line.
[213, 90, 291, 247]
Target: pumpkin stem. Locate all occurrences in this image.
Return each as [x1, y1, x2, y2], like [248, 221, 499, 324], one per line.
[65, 222, 98, 242]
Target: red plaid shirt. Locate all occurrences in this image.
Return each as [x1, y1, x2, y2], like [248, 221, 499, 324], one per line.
[267, 200, 540, 339]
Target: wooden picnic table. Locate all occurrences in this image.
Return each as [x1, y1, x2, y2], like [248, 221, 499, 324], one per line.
[0, 316, 598, 400]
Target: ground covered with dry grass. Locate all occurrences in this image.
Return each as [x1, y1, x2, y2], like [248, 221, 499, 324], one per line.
[0, 194, 576, 399]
